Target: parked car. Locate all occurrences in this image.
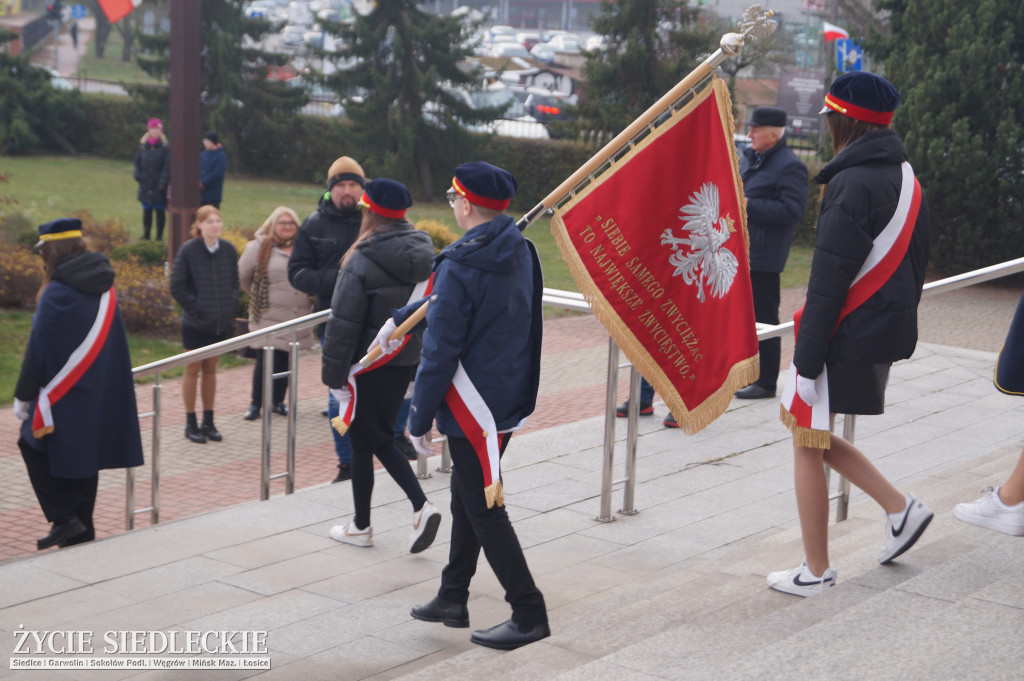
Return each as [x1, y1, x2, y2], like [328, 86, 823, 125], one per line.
[509, 86, 577, 123]
[426, 83, 550, 139]
[547, 33, 581, 53]
[489, 42, 530, 58]
[529, 42, 556, 64]
[281, 24, 305, 46]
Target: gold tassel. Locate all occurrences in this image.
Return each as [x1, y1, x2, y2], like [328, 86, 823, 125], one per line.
[483, 480, 504, 509]
[330, 415, 350, 437]
[779, 405, 832, 449]
[32, 425, 55, 439]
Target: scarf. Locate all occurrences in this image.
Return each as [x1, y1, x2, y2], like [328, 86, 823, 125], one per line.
[249, 234, 293, 322]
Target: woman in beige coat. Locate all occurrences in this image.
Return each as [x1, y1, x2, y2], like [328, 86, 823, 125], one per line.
[238, 206, 314, 419]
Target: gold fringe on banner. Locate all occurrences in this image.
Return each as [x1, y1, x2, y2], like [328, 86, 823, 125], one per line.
[550, 78, 759, 435]
[330, 415, 350, 437]
[484, 480, 504, 509]
[779, 406, 833, 449]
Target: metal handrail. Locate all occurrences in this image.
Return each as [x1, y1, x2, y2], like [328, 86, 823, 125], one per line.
[125, 257, 1024, 529]
[125, 292, 600, 528]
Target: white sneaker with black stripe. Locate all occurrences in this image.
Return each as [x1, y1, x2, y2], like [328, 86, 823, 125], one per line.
[766, 562, 837, 597]
[878, 493, 933, 564]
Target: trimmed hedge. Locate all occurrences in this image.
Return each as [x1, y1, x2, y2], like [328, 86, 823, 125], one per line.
[76, 95, 595, 204]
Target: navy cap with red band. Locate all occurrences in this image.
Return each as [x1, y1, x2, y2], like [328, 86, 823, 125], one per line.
[819, 71, 900, 125]
[360, 178, 412, 219]
[451, 161, 517, 211]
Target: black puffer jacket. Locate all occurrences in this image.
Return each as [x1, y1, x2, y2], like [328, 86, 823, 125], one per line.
[793, 129, 930, 379]
[287, 193, 362, 313]
[169, 238, 240, 337]
[321, 224, 434, 388]
[133, 134, 170, 205]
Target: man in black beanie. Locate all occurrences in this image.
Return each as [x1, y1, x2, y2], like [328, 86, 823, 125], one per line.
[288, 155, 366, 483]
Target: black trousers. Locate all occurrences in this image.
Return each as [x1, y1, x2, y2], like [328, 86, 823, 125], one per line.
[750, 270, 781, 390]
[19, 437, 97, 544]
[346, 365, 426, 529]
[251, 349, 289, 406]
[142, 207, 165, 240]
[439, 434, 547, 627]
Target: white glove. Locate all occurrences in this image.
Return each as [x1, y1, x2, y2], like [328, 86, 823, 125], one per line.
[796, 375, 819, 406]
[329, 387, 350, 405]
[411, 431, 433, 458]
[373, 317, 402, 355]
[13, 398, 29, 421]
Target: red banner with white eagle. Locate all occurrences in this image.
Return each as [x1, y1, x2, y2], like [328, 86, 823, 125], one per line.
[550, 78, 758, 433]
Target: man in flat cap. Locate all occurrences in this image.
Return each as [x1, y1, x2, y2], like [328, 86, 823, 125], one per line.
[288, 155, 366, 483]
[381, 161, 549, 650]
[734, 106, 809, 399]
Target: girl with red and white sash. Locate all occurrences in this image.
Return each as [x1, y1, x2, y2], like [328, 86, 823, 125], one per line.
[769, 73, 934, 597]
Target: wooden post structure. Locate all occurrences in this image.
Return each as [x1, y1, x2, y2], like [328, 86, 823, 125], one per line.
[167, 0, 202, 265]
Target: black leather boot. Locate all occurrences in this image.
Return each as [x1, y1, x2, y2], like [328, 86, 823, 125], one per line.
[201, 410, 222, 441]
[185, 412, 206, 444]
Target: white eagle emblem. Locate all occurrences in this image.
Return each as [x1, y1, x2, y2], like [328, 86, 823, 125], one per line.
[660, 182, 739, 302]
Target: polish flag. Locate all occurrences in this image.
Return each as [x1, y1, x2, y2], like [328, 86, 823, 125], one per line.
[822, 21, 850, 42]
[98, 0, 139, 24]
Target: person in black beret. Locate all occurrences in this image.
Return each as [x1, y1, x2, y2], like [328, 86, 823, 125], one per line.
[381, 162, 550, 650]
[287, 155, 367, 484]
[769, 72, 933, 597]
[320, 178, 442, 554]
[15, 218, 144, 550]
[734, 105, 809, 400]
[199, 131, 226, 209]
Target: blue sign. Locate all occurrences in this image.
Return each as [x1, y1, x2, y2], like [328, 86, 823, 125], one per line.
[71, 3, 87, 19]
[835, 39, 862, 72]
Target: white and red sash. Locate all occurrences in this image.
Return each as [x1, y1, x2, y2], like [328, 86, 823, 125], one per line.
[330, 278, 432, 436]
[781, 162, 922, 448]
[32, 288, 117, 439]
[445, 365, 530, 509]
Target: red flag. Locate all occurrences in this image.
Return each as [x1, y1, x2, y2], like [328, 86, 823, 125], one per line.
[822, 21, 849, 42]
[98, 0, 137, 24]
[551, 78, 758, 433]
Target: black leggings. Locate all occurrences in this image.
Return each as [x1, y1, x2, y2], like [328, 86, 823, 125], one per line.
[142, 207, 166, 240]
[251, 349, 289, 406]
[346, 364, 426, 529]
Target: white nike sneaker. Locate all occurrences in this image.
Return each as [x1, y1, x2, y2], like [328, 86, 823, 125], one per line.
[953, 486, 1024, 536]
[766, 562, 837, 597]
[330, 522, 373, 547]
[409, 501, 442, 554]
[878, 493, 934, 564]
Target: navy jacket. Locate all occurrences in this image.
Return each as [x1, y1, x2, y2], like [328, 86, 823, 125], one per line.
[169, 238, 240, 337]
[400, 215, 543, 438]
[199, 146, 227, 204]
[287, 193, 363, 314]
[740, 138, 809, 273]
[322, 224, 435, 387]
[16, 252, 144, 477]
[794, 129, 930, 379]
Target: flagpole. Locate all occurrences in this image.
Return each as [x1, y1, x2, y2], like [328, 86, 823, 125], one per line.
[357, 298, 432, 368]
[515, 5, 777, 232]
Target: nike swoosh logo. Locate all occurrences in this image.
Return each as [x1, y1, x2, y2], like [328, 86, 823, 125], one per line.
[891, 504, 913, 537]
[413, 516, 422, 530]
[793, 574, 829, 587]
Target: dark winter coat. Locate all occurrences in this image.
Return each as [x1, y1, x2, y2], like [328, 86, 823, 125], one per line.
[199, 145, 227, 204]
[169, 237, 240, 337]
[287, 193, 363, 313]
[15, 251, 144, 478]
[740, 137, 809, 273]
[793, 129, 930, 379]
[399, 215, 544, 439]
[321, 224, 435, 388]
[133, 133, 170, 206]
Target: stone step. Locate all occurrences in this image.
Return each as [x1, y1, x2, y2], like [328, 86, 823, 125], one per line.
[376, 446, 1021, 681]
